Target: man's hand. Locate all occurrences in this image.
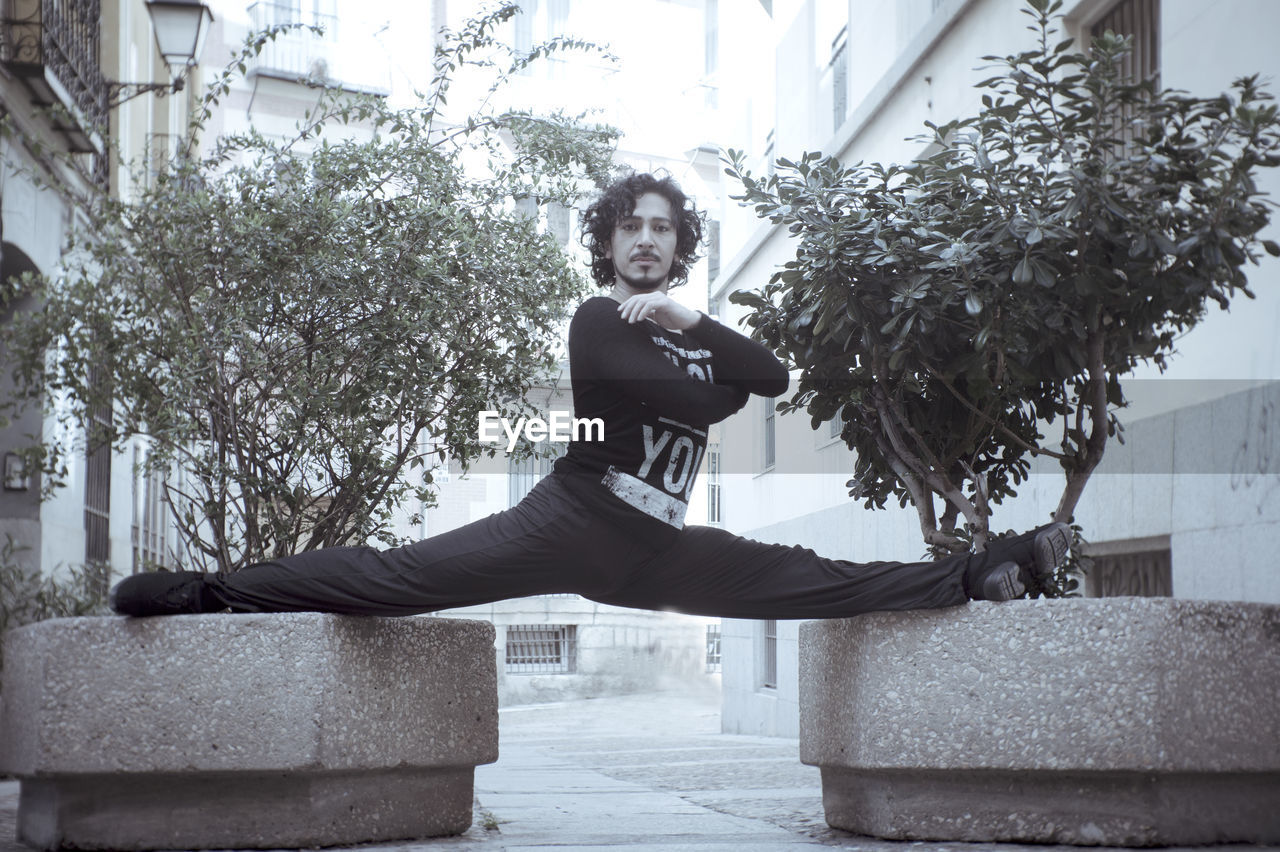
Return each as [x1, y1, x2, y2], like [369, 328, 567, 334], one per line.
[616, 292, 701, 330]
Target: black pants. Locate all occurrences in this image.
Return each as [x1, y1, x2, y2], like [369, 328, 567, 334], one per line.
[207, 473, 970, 619]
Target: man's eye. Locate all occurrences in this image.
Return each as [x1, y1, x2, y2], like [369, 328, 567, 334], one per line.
[655, 224, 671, 232]
[620, 223, 638, 231]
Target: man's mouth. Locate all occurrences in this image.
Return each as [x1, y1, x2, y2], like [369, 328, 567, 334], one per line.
[632, 255, 659, 263]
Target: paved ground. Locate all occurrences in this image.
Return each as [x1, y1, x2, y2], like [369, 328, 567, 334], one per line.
[2, 690, 1277, 851]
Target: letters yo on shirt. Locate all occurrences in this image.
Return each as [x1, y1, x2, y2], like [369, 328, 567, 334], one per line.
[601, 332, 716, 528]
[556, 297, 769, 547]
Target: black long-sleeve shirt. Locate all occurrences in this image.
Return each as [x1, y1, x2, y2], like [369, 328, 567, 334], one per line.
[555, 296, 789, 544]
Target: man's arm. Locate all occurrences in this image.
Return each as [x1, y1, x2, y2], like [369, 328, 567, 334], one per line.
[614, 293, 789, 398]
[688, 313, 789, 398]
[572, 298, 750, 426]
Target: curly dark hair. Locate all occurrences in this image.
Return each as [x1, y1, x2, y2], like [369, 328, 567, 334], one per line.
[580, 172, 704, 288]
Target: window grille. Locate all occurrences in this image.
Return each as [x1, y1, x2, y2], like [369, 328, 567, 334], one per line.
[705, 623, 722, 673]
[707, 220, 721, 284]
[508, 450, 560, 508]
[1086, 548, 1171, 597]
[828, 409, 844, 440]
[131, 447, 175, 573]
[506, 625, 577, 674]
[1091, 0, 1160, 88]
[1091, 0, 1160, 151]
[830, 24, 849, 132]
[706, 445, 721, 526]
[761, 619, 778, 689]
[84, 369, 112, 590]
[763, 400, 776, 470]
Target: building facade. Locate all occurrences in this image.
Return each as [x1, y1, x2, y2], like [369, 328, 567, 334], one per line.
[708, 0, 1280, 736]
[1, 0, 209, 593]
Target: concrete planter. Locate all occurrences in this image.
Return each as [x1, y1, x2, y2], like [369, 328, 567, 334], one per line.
[0, 613, 498, 850]
[799, 597, 1280, 846]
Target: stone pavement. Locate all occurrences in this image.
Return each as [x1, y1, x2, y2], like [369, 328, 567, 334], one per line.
[2, 689, 1277, 851]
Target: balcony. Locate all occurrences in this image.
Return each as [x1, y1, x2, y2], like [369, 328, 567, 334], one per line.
[247, 1, 390, 95]
[1, 0, 107, 154]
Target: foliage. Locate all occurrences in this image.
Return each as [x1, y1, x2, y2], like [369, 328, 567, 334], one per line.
[0, 4, 619, 572]
[726, 0, 1280, 568]
[0, 537, 109, 671]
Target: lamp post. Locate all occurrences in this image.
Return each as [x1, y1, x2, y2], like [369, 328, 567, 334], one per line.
[108, 0, 215, 107]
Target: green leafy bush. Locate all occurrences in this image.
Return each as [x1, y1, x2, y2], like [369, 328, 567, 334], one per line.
[0, 537, 109, 671]
[1, 5, 618, 572]
[727, 0, 1279, 574]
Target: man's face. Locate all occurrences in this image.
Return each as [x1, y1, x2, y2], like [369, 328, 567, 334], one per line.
[606, 192, 678, 293]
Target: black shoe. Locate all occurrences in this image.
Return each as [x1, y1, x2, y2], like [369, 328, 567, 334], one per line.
[968, 560, 1025, 602]
[109, 571, 212, 617]
[986, 522, 1072, 583]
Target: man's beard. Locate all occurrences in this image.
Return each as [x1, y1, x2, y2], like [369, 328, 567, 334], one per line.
[616, 269, 667, 292]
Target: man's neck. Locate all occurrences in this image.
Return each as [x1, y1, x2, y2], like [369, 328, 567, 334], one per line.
[608, 281, 669, 303]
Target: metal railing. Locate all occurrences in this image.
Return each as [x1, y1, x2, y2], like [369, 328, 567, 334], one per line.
[1, 0, 108, 143]
[506, 625, 577, 675]
[246, 0, 390, 94]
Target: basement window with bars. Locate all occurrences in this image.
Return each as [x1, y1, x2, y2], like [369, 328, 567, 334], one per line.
[506, 625, 577, 675]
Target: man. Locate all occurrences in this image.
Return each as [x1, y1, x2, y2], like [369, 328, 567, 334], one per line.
[111, 172, 1068, 618]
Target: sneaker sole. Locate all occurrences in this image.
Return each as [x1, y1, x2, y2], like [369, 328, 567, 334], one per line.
[982, 561, 1025, 602]
[1032, 523, 1072, 580]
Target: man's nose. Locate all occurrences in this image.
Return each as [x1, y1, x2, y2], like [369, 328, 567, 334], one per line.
[636, 225, 655, 246]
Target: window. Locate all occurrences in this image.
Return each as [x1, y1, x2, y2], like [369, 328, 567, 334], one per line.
[506, 625, 577, 674]
[705, 623, 722, 673]
[1086, 546, 1172, 597]
[84, 368, 112, 595]
[704, 0, 719, 108]
[508, 449, 560, 507]
[816, 1, 849, 135]
[547, 202, 571, 246]
[420, 436, 450, 485]
[706, 219, 721, 284]
[131, 447, 175, 573]
[1091, 0, 1160, 150]
[1091, 0, 1160, 88]
[763, 400, 775, 470]
[546, 0, 569, 34]
[704, 0, 719, 77]
[146, 133, 174, 188]
[706, 445, 722, 526]
[760, 619, 778, 689]
[828, 409, 844, 441]
[830, 24, 849, 131]
[514, 0, 537, 68]
[515, 196, 538, 221]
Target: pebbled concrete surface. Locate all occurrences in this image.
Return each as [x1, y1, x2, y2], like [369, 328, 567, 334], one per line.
[2, 688, 1279, 850]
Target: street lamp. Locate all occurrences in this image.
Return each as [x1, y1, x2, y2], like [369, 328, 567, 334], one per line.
[147, 0, 215, 69]
[108, 0, 215, 107]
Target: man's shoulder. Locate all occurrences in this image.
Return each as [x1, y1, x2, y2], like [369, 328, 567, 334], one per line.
[573, 295, 620, 319]
[570, 295, 626, 334]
